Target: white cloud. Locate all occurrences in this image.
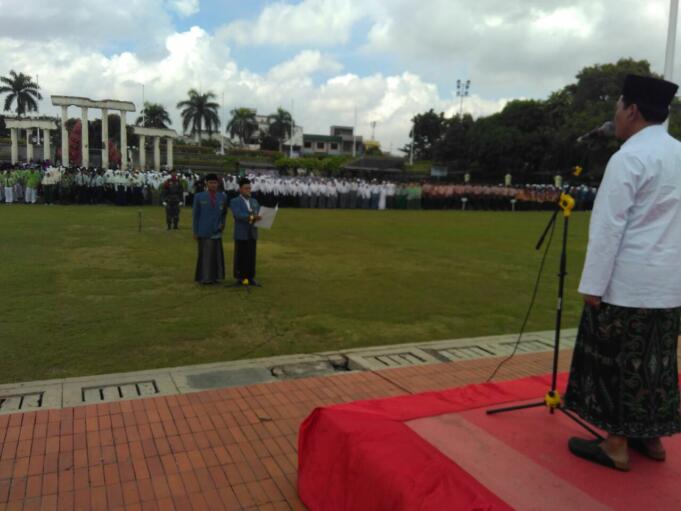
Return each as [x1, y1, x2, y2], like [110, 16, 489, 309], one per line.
[218, 0, 364, 46]
[3, 0, 679, 155]
[0, 24, 491, 153]
[0, 0, 177, 51]
[268, 50, 343, 81]
[362, 0, 671, 100]
[169, 0, 200, 17]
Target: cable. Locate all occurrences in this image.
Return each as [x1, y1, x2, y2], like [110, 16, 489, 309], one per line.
[486, 215, 557, 382]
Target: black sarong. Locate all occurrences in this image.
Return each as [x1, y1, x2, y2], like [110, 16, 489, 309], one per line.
[564, 303, 681, 438]
[194, 238, 225, 284]
[233, 240, 256, 280]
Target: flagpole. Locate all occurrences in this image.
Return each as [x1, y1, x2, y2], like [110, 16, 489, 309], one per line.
[664, 0, 679, 130]
[221, 92, 225, 155]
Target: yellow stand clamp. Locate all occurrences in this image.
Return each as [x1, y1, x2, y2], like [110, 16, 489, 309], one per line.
[544, 390, 562, 409]
[559, 193, 575, 218]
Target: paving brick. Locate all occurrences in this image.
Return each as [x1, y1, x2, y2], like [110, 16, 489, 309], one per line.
[0, 348, 603, 510]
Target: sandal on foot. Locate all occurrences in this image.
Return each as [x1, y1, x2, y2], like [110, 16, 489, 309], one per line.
[568, 437, 630, 471]
[628, 438, 666, 461]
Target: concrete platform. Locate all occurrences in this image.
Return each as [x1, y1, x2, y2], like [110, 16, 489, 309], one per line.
[0, 329, 577, 415]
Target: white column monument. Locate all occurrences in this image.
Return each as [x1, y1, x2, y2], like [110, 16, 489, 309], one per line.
[120, 110, 128, 170]
[101, 108, 109, 169]
[166, 137, 174, 169]
[61, 105, 69, 166]
[6, 119, 58, 165]
[132, 126, 178, 171]
[51, 96, 136, 170]
[10, 128, 18, 164]
[26, 129, 34, 161]
[139, 135, 146, 169]
[81, 106, 89, 167]
[153, 136, 161, 171]
[43, 128, 51, 161]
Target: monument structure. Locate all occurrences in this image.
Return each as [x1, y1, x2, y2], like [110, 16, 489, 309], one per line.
[50, 95, 136, 169]
[132, 126, 178, 171]
[6, 118, 58, 164]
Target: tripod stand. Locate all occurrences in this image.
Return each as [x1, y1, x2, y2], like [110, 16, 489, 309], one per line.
[486, 193, 602, 440]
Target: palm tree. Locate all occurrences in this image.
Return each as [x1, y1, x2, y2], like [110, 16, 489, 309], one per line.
[227, 108, 258, 146]
[0, 70, 42, 117]
[136, 102, 172, 128]
[267, 107, 294, 151]
[176, 89, 220, 145]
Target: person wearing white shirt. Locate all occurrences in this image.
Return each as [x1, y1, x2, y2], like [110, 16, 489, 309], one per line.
[565, 74, 681, 472]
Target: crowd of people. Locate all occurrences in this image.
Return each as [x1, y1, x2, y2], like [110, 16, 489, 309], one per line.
[0, 162, 598, 211]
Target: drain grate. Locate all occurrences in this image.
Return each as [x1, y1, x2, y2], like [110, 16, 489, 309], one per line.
[81, 380, 159, 403]
[0, 392, 44, 412]
[371, 352, 428, 367]
[499, 339, 554, 353]
[347, 348, 441, 371]
[437, 345, 498, 361]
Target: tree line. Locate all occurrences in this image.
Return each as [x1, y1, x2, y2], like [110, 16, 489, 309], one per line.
[404, 58, 681, 182]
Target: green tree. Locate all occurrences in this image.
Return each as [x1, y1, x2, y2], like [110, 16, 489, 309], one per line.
[176, 89, 220, 144]
[0, 70, 42, 117]
[267, 107, 294, 152]
[402, 109, 446, 160]
[420, 58, 678, 181]
[136, 102, 172, 128]
[227, 107, 258, 146]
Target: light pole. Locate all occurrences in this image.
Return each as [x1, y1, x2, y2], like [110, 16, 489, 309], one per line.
[456, 79, 471, 118]
[664, 0, 678, 131]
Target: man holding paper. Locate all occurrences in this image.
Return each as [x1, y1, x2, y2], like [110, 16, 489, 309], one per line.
[230, 178, 262, 286]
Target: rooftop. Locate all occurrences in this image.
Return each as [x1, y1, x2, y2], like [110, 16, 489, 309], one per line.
[302, 134, 343, 143]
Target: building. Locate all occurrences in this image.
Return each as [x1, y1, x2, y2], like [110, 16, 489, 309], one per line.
[330, 125, 363, 154]
[301, 126, 364, 156]
[302, 134, 343, 155]
[341, 156, 404, 178]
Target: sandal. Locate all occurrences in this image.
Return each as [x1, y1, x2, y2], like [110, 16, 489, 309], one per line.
[568, 437, 630, 471]
[628, 438, 666, 461]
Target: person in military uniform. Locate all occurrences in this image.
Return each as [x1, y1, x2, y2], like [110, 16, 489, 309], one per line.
[161, 169, 184, 230]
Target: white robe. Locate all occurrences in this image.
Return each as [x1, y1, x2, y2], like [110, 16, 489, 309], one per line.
[578, 124, 681, 308]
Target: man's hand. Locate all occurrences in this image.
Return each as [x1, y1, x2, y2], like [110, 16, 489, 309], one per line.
[255, 215, 262, 221]
[583, 294, 602, 308]
[193, 234, 198, 241]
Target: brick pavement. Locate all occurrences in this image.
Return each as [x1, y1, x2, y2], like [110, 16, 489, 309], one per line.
[0, 349, 588, 511]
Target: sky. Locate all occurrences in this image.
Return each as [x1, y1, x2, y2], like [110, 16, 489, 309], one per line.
[0, 0, 675, 152]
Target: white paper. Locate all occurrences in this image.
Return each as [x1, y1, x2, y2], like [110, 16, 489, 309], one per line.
[254, 205, 278, 229]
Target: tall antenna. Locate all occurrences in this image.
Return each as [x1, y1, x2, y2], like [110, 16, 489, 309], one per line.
[370, 121, 377, 140]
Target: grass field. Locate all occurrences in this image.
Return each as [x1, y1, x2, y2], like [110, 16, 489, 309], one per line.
[0, 205, 591, 384]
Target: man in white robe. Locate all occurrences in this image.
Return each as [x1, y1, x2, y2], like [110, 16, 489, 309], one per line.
[565, 74, 681, 471]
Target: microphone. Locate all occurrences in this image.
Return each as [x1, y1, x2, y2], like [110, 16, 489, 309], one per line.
[576, 121, 615, 143]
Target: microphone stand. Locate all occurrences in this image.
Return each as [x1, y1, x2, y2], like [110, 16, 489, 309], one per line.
[486, 192, 602, 440]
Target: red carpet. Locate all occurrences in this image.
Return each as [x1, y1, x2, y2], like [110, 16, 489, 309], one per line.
[298, 373, 681, 511]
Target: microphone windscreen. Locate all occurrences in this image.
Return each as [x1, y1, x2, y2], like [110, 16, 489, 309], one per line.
[601, 121, 615, 137]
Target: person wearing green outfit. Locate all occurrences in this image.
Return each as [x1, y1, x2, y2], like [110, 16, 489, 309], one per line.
[25, 169, 41, 204]
[2, 171, 16, 204]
